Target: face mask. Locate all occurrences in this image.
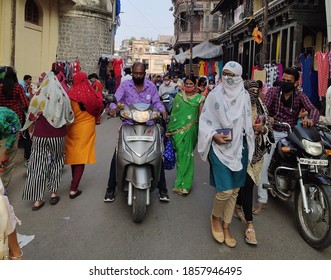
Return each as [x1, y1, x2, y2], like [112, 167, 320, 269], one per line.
[184, 86, 195, 93]
[164, 81, 170, 86]
[281, 81, 295, 93]
[208, 85, 215, 90]
[224, 76, 234, 85]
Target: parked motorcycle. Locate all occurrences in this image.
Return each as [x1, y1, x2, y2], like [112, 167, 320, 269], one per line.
[116, 103, 163, 222]
[264, 121, 331, 249]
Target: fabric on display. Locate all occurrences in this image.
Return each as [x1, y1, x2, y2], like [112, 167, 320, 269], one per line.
[315, 51, 329, 97]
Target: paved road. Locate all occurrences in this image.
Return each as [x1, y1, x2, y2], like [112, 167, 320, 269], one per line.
[6, 115, 331, 260]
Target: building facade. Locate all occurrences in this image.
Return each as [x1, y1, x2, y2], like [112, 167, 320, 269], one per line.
[211, 0, 327, 79]
[117, 36, 174, 74]
[0, 0, 114, 81]
[171, 0, 221, 53]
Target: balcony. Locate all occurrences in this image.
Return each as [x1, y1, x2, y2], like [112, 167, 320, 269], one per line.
[175, 31, 207, 45]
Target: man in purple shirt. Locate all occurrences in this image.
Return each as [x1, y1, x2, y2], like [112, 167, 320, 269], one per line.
[254, 67, 320, 215]
[104, 62, 170, 202]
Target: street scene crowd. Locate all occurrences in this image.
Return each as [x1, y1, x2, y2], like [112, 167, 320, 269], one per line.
[0, 57, 328, 259]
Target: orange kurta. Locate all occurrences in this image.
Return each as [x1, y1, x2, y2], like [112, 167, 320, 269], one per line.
[65, 101, 96, 164]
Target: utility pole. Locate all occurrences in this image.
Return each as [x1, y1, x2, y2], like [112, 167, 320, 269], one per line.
[110, 0, 117, 55]
[261, 0, 269, 65]
[189, 0, 194, 73]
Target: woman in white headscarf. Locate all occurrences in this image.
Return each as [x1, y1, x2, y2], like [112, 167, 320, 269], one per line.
[198, 61, 255, 248]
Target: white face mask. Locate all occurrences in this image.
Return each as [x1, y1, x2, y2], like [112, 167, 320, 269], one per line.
[164, 81, 170, 86]
[208, 85, 215, 90]
[224, 76, 234, 85]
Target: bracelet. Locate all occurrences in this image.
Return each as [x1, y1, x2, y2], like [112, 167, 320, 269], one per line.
[9, 249, 23, 260]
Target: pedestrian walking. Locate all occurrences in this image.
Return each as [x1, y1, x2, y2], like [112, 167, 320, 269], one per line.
[22, 71, 74, 210]
[198, 61, 255, 248]
[167, 75, 204, 195]
[234, 80, 274, 245]
[65, 72, 102, 199]
[0, 107, 21, 190]
[0, 67, 30, 166]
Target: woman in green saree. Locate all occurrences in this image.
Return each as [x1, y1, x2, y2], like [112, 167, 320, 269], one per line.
[166, 75, 205, 195]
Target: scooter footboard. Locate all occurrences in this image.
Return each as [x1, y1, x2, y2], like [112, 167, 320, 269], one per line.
[125, 165, 152, 189]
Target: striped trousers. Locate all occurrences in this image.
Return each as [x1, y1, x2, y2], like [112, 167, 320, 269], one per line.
[22, 137, 65, 201]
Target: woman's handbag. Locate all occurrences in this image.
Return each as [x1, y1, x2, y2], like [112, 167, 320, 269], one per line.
[163, 137, 176, 170]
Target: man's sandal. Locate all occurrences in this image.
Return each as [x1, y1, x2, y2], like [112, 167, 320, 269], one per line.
[252, 203, 267, 215]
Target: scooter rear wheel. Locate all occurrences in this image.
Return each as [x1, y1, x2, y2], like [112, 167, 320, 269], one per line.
[132, 188, 147, 223]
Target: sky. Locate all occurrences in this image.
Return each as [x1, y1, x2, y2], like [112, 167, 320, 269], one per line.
[115, 0, 174, 48]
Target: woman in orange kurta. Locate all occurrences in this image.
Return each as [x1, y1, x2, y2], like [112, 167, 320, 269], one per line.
[65, 72, 102, 199]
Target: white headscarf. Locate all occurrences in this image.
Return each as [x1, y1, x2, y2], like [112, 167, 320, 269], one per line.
[198, 61, 255, 171]
[22, 71, 74, 131]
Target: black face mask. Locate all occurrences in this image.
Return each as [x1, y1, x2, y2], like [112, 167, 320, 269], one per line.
[280, 81, 295, 93]
[132, 76, 145, 85]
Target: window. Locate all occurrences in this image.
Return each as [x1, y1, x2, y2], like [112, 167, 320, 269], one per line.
[25, 0, 39, 25]
[212, 15, 219, 32]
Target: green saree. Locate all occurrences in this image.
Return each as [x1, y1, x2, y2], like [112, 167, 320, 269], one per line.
[167, 91, 204, 192]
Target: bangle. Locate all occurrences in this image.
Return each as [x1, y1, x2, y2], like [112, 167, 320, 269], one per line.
[9, 249, 23, 260]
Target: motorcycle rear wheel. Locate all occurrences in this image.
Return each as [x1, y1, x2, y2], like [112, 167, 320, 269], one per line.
[295, 184, 331, 250]
[132, 188, 147, 223]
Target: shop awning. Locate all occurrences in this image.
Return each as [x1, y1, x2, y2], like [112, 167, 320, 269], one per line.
[174, 40, 223, 63]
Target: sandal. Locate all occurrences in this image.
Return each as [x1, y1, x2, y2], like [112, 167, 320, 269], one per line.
[245, 225, 258, 245]
[252, 202, 267, 215]
[234, 206, 246, 223]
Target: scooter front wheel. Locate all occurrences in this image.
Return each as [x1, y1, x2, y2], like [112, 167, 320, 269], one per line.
[132, 188, 147, 223]
[295, 183, 331, 249]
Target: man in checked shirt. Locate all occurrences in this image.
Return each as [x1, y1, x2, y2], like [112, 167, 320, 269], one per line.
[253, 67, 320, 215]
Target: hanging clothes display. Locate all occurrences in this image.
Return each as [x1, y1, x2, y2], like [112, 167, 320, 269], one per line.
[211, 61, 216, 74]
[112, 57, 123, 78]
[204, 61, 209, 77]
[264, 63, 279, 87]
[251, 65, 266, 82]
[299, 53, 313, 100]
[198, 61, 205, 76]
[315, 51, 329, 97]
[276, 63, 283, 81]
[98, 55, 109, 81]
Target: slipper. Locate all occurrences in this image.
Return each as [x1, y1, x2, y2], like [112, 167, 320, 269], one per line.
[50, 196, 60, 205]
[32, 201, 45, 211]
[245, 227, 258, 245]
[69, 189, 82, 199]
[252, 203, 267, 215]
[234, 206, 246, 223]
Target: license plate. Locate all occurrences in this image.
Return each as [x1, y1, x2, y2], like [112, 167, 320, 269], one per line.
[126, 136, 154, 141]
[299, 158, 328, 166]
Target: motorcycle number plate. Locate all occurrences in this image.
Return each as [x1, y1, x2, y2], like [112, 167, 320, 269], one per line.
[299, 158, 328, 166]
[126, 136, 154, 141]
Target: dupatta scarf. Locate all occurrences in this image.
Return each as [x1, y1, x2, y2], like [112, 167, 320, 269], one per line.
[68, 72, 102, 117]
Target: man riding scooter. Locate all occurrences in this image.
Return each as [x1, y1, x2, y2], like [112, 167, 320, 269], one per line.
[104, 62, 170, 203]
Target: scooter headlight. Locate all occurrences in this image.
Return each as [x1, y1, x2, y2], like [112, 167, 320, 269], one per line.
[302, 139, 323, 156]
[131, 110, 150, 123]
